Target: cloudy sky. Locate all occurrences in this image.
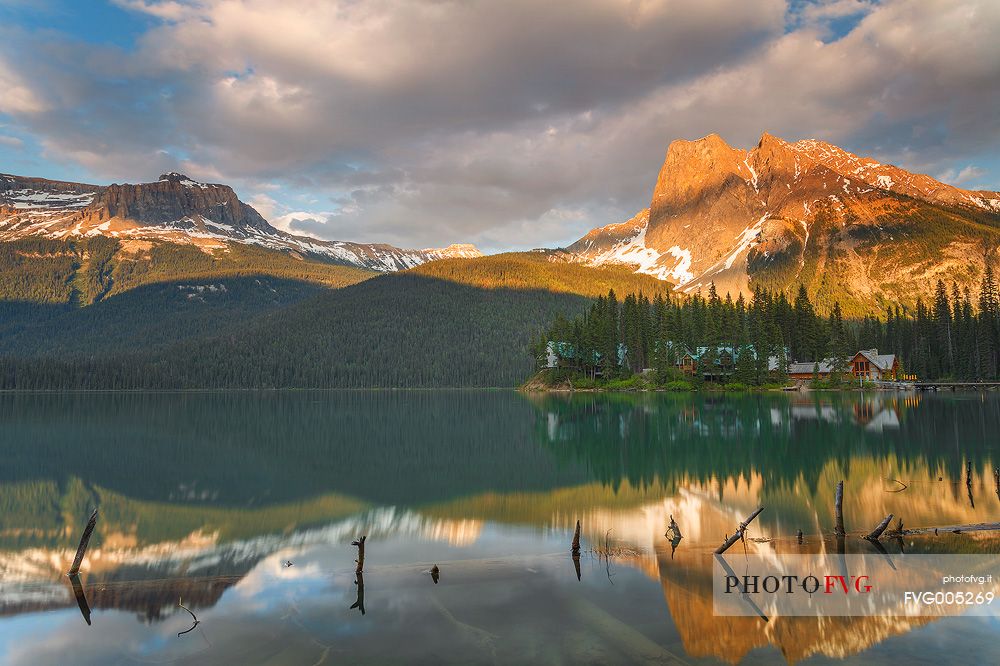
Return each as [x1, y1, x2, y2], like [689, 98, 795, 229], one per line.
[1, 0, 998, 252]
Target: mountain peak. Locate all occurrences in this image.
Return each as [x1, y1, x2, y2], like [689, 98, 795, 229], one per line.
[569, 132, 1000, 311]
[435, 243, 483, 257]
[158, 172, 189, 181]
[756, 131, 788, 149]
[157, 172, 209, 187]
[665, 133, 734, 157]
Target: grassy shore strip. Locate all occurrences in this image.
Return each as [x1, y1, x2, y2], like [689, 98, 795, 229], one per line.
[517, 369, 898, 393]
[520, 369, 788, 392]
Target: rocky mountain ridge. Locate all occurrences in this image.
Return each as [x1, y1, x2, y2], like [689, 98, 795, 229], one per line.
[567, 132, 1000, 313]
[0, 172, 480, 272]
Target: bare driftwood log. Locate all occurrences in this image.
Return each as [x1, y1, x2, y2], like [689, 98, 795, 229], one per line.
[714, 555, 769, 623]
[68, 509, 98, 577]
[967, 461, 975, 508]
[715, 507, 764, 554]
[352, 536, 366, 574]
[898, 521, 1000, 536]
[864, 513, 894, 541]
[603, 529, 614, 584]
[866, 537, 898, 569]
[350, 572, 366, 615]
[570, 519, 582, 580]
[834, 480, 846, 537]
[884, 478, 908, 492]
[70, 574, 91, 626]
[177, 598, 200, 637]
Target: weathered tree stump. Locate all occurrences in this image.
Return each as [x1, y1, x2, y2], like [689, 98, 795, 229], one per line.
[430, 565, 440, 584]
[571, 520, 581, 556]
[352, 535, 366, 574]
[666, 514, 682, 539]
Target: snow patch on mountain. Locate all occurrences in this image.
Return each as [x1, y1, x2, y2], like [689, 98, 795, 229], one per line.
[7, 189, 95, 209]
[665, 246, 694, 284]
[567, 212, 695, 285]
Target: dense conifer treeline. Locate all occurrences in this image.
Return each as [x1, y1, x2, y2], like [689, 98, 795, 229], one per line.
[0, 275, 591, 389]
[0, 254, 683, 389]
[538, 267, 1000, 383]
[3, 258, 1000, 388]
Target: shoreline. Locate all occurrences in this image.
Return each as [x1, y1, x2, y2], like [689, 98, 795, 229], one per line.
[516, 370, 969, 394]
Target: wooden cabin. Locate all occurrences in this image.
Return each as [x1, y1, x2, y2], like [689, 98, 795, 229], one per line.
[676, 351, 698, 376]
[850, 349, 898, 381]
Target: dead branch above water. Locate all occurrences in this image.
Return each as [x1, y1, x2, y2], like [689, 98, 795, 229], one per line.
[68, 508, 98, 577]
[352, 536, 366, 574]
[834, 481, 846, 538]
[864, 514, 895, 541]
[715, 507, 765, 555]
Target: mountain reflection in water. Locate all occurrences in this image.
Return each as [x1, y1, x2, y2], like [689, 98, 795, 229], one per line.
[1, 391, 999, 664]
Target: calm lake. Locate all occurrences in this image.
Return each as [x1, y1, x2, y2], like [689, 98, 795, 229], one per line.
[2, 390, 1000, 664]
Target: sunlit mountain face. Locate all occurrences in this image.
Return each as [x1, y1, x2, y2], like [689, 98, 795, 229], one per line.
[2, 391, 1000, 664]
[566, 133, 1000, 316]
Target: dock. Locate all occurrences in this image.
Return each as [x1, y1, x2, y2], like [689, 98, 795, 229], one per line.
[909, 381, 1000, 391]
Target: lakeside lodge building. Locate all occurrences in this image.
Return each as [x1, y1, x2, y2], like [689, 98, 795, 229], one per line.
[546, 341, 902, 382]
[786, 349, 899, 382]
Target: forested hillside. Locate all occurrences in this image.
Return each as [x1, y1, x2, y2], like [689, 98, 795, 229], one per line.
[411, 251, 674, 298]
[7, 240, 995, 388]
[0, 236, 374, 304]
[0, 276, 327, 357]
[0, 274, 597, 389]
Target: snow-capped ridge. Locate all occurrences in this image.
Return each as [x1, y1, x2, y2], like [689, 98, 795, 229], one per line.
[0, 172, 480, 273]
[566, 132, 1000, 302]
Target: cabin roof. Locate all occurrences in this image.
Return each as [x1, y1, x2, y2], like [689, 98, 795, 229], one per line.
[788, 360, 834, 375]
[854, 349, 897, 370]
